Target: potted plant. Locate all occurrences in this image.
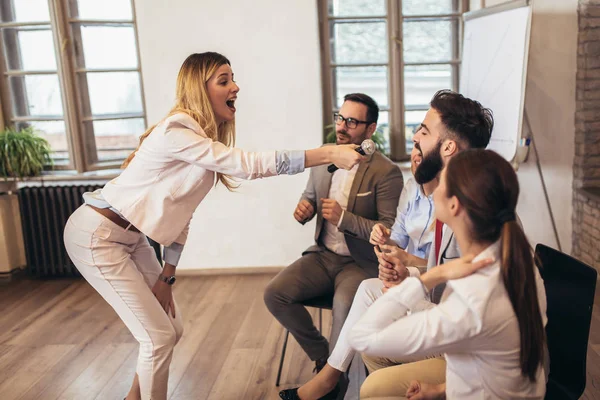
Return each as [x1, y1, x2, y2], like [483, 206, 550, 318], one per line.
[0, 126, 53, 184]
[324, 123, 389, 155]
[0, 126, 50, 279]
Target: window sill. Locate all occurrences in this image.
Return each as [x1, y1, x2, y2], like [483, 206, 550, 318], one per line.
[2, 169, 121, 188]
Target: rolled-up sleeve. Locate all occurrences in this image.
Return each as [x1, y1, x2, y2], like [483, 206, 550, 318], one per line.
[276, 150, 306, 175]
[163, 242, 184, 267]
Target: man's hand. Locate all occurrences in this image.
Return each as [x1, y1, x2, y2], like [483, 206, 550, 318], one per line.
[379, 243, 411, 265]
[370, 223, 392, 246]
[321, 198, 343, 226]
[406, 381, 446, 400]
[375, 245, 409, 285]
[294, 200, 315, 223]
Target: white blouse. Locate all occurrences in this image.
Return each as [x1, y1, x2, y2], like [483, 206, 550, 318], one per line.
[101, 112, 304, 248]
[349, 240, 548, 399]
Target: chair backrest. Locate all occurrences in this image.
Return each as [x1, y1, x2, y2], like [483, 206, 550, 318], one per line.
[535, 244, 597, 399]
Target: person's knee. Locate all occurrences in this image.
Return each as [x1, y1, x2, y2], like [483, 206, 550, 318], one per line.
[263, 278, 284, 312]
[360, 366, 411, 399]
[150, 326, 178, 354]
[359, 278, 384, 299]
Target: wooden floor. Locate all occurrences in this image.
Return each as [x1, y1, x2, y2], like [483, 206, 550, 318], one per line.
[0, 274, 599, 400]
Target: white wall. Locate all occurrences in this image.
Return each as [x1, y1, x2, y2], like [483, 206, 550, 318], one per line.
[470, 0, 577, 253]
[134, 0, 577, 269]
[133, 0, 324, 269]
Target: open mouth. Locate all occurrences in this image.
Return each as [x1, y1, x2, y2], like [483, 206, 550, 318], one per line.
[226, 98, 236, 112]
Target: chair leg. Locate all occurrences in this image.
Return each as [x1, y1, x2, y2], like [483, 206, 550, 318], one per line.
[276, 329, 290, 386]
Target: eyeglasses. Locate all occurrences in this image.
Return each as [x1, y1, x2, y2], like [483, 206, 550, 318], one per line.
[333, 113, 372, 129]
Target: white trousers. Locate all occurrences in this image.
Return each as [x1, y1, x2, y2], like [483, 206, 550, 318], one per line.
[64, 205, 183, 400]
[328, 278, 434, 372]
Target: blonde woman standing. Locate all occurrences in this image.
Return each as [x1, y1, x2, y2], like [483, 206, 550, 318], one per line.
[63, 52, 363, 400]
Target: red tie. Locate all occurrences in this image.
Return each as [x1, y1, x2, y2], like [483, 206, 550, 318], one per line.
[435, 220, 444, 262]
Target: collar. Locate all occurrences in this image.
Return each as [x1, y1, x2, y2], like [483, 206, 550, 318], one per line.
[472, 239, 502, 264]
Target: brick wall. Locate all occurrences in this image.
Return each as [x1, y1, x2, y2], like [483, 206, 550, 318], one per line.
[573, 0, 600, 270]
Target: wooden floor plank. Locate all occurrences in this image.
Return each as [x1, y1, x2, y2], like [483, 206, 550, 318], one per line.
[57, 343, 137, 400]
[0, 344, 73, 400]
[17, 344, 110, 400]
[0, 275, 599, 400]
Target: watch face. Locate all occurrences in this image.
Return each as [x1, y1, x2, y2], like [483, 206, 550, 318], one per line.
[167, 276, 176, 285]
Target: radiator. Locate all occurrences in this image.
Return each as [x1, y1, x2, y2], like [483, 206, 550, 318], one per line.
[18, 185, 162, 278]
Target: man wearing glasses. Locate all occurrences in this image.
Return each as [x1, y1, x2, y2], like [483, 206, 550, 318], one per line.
[264, 93, 403, 388]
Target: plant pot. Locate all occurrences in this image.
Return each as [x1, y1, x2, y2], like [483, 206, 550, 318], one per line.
[0, 192, 26, 279]
[0, 180, 17, 194]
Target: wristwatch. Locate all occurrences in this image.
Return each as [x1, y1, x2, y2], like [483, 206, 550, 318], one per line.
[158, 274, 176, 285]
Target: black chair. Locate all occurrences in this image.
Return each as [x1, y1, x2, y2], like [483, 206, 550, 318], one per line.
[536, 244, 597, 399]
[276, 295, 333, 387]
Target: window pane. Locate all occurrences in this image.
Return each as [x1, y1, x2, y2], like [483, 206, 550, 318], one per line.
[376, 111, 390, 155]
[73, 0, 133, 20]
[403, 20, 453, 63]
[85, 72, 143, 115]
[405, 110, 427, 152]
[80, 26, 138, 69]
[329, 0, 385, 16]
[404, 65, 452, 107]
[2, 28, 57, 70]
[9, 75, 64, 117]
[18, 120, 70, 165]
[1, 0, 50, 23]
[92, 118, 145, 161]
[332, 22, 387, 64]
[403, 0, 457, 15]
[333, 66, 388, 108]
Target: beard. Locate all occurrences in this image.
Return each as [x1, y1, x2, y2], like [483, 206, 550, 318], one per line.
[336, 128, 367, 146]
[414, 141, 443, 185]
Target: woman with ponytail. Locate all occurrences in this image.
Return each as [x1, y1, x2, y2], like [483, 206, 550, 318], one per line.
[348, 149, 547, 399]
[63, 52, 364, 400]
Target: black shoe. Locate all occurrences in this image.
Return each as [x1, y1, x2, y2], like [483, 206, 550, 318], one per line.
[279, 385, 340, 400]
[279, 388, 300, 400]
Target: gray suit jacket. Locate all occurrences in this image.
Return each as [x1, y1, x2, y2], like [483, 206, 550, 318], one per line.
[300, 151, 404, 271]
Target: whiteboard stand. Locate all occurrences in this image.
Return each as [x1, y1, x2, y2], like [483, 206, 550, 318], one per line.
[524, 109, 563, 251]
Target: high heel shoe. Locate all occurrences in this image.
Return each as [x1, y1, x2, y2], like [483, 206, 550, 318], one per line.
[279, 388, 300, 400]
[279, 384, 340, 400]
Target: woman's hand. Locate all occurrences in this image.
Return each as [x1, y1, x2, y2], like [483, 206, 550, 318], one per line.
[419, 255, 495, 292]
[331, 144, 365, 170]
[375, 245, 409, 284]
[437, 254, 495, 281]
[370, 223, 391, 246]
[152, 279, 175, 318]
[406, 381, 446, 400]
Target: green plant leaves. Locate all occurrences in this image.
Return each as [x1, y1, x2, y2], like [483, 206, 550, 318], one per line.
[0, 126, 53, 180]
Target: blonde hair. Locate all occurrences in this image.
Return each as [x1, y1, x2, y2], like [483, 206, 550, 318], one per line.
[122, 52, 238, 191]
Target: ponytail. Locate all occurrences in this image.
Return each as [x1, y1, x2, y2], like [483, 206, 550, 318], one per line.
[500, 218, 545, 381]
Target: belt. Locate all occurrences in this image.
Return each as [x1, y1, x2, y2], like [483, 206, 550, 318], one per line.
[87, 205, 140, 233]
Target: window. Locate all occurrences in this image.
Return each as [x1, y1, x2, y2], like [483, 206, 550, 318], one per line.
[319, 0, 466, 160]
[0, 0, 146, 172]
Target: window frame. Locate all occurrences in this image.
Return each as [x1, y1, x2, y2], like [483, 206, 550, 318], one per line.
[0, 0, 147, 174]
[318, 0, 469, 161]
